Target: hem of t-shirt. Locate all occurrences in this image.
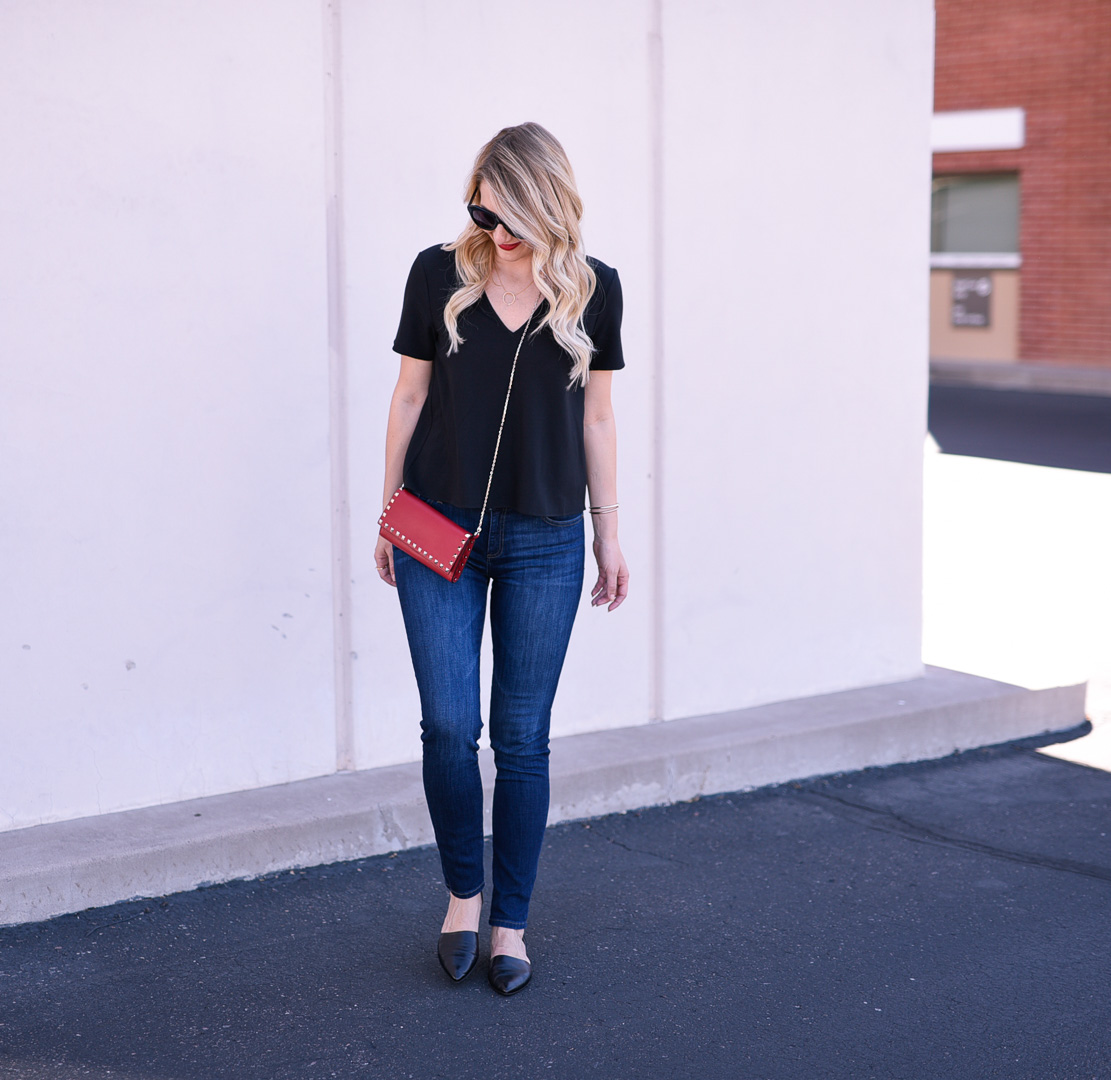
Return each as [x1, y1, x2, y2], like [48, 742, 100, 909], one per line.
[403, 485, 585, 520]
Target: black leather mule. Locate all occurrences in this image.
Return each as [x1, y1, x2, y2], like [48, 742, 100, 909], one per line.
[437, 930, 479, 982]
[487, 953, 532, 996]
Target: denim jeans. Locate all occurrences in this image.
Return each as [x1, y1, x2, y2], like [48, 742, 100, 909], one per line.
[394, 499, 585, 929]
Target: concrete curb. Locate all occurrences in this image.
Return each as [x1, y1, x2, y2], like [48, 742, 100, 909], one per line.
[0, 666, 1086, 926]
[930, 358, 1111, 397]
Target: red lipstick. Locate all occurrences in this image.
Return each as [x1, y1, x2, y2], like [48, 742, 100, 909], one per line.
[498, 242, 521, 251]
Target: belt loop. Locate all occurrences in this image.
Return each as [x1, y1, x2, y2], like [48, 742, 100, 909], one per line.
[486, 507, 504, 560]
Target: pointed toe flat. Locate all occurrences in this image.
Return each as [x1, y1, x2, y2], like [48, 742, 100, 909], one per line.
[437, 930, 479, 982]
[487, 953, 532, 996]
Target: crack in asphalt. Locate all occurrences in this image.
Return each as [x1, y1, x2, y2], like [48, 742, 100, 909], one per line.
[82, 906, 156, 938]
[590, 830, 692, 867]
[798, 788, 1111, 884]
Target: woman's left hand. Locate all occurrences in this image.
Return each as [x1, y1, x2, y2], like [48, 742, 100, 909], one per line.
[590, 537, 629, 611]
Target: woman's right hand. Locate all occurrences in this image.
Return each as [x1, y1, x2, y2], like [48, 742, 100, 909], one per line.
[375, 535, 396, 588]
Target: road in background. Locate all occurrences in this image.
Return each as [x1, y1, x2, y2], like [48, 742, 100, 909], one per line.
[928, 386, 1111, 474]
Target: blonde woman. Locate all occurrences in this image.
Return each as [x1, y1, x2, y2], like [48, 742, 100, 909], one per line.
[375, 123, 628, 995]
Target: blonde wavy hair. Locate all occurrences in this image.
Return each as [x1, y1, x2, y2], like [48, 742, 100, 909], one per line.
[443, 123, 597, 388]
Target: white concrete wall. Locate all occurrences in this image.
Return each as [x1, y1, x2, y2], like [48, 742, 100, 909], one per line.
[0, 0, 933, 831]
[658, 0, 933, 718]
[0, 2, 337, 829]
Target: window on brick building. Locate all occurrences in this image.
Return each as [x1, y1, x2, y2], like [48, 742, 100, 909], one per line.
[931, 174, 1020, 255]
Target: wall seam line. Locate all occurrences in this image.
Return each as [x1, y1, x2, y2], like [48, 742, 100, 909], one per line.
[323, 0, 354, 770]
[648, 0, 666, 722]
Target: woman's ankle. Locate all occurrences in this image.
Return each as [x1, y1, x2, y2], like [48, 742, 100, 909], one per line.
[441, 890, 483, 933]
[489, 925, 528, 961]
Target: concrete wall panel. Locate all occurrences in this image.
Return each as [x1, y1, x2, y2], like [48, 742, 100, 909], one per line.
[0, 1, 337, 829]
[658, 0, 933, 719]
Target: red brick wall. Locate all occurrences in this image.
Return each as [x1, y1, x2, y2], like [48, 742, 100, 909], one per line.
[933, 0, 1111, 367]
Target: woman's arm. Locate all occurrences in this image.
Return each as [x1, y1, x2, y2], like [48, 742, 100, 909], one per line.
[375, 355, 433, 587]
[583, 370, 629, 611]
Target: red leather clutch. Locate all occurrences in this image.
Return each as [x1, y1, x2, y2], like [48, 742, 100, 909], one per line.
[378, 487, 476, 583]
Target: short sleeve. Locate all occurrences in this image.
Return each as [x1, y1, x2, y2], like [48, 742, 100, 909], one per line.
[392, 253, 436, 361]
[588, 264, 625, 371]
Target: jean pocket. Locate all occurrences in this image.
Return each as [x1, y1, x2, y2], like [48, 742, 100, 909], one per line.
[541, 512, 584, 527]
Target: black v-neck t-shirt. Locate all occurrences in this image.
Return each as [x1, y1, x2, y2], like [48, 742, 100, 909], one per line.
[392, 245, 624, 518]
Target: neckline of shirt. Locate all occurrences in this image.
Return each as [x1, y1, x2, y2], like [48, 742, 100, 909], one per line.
[477, 290, 549, 335]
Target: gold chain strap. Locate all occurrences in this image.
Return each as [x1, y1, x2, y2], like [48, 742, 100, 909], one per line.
[474, 308, 535, 537]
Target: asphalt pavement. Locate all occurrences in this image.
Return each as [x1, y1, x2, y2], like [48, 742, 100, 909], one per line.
[2, 728, 1108, 1080]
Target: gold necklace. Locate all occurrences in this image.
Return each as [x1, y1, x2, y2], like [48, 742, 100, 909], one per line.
[491, 274, 534, 306]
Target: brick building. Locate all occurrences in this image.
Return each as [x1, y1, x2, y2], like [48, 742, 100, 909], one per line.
[930, 0, 1111, 374]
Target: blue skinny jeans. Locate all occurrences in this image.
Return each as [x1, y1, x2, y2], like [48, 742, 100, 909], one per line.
[394, 499, 585, 929]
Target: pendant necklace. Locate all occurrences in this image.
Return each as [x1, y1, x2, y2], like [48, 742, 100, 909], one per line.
[492, 274, 534, 306]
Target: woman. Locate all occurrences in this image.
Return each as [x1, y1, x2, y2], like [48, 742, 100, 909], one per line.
[375, 122, 628, 996]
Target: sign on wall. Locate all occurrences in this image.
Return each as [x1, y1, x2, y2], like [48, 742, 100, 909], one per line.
[952, 273, 992, 327]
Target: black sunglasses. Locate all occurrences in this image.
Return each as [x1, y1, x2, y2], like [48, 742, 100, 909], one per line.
[467, 191, 518, 239]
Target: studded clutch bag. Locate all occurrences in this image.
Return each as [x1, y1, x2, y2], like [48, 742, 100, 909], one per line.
[378, 486, 476, 582]
[378, 308, 535, 583]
